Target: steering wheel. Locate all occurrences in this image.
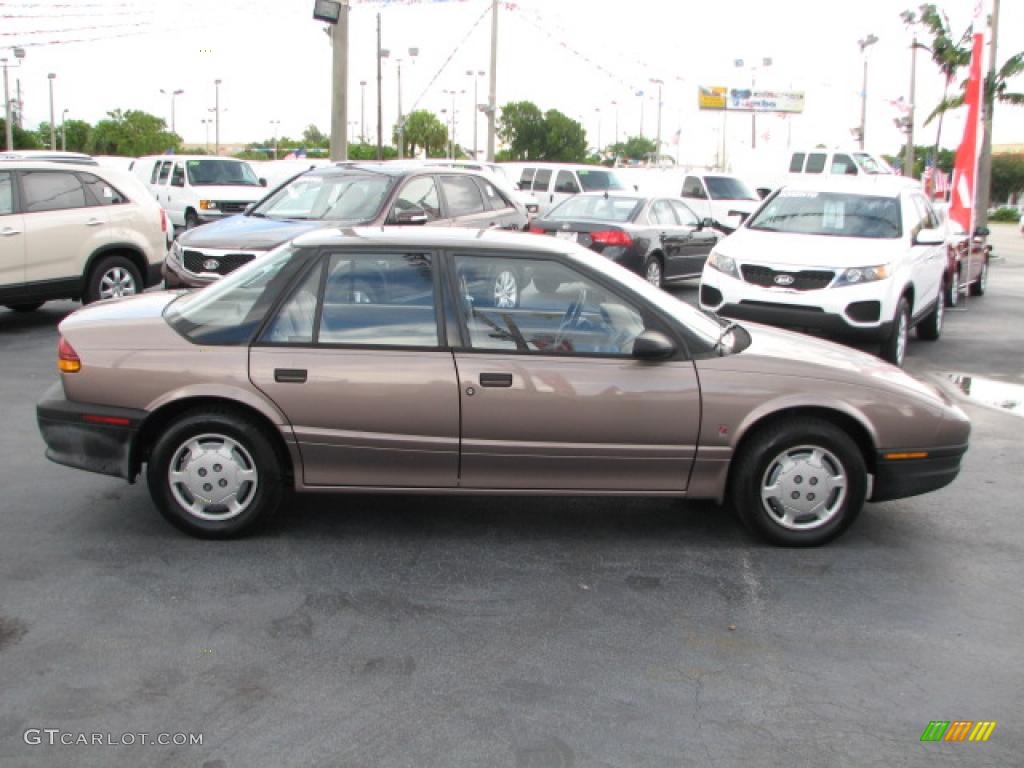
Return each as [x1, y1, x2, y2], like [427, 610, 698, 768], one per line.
[553, 288, 587, 348]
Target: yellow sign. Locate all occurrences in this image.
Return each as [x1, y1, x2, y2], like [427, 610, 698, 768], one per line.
[698, 86, 727, 110]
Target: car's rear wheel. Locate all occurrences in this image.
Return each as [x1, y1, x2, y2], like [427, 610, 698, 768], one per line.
[730, 418, 867, 546]
[644, 255, 664, 288]
[185, 210, 201, 230]
[5, 302, 45, 313]
[85, 255, 142, 304]
[146, 409, 283, 538]
[945, 268, 960, 307]
[879, 297, 910, 366]
[916, 287, 943, 341]
[969, 257, 988, 296]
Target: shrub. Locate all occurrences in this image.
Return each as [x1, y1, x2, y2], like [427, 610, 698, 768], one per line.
[990, 207, 1021, 223]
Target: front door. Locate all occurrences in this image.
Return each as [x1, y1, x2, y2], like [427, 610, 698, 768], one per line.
[0, 171, 25, 291]
[249, 249, 460, 487]
[450, 252, 701, 491]
[669, 200, 719, 276]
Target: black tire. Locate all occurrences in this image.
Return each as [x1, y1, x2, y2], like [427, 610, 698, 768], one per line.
[185, 210, 201, 230]
[532, 273, 562, 294]
[84, 255, 142, 304]
[146, 408, 284, 539]
[879, 297, 910, 366]
[969, 257, 988, 296]
[945, 268, 960, 308]
[644, 254, 664, 288]
[730, 418, 867, 546]
[5, 302, 45, 312]
[916, 287, 943, 341]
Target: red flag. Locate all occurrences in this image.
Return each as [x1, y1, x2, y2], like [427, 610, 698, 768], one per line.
[948, 5, 986, 232]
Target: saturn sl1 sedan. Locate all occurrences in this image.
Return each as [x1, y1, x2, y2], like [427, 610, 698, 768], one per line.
[37, 228, 970, 546]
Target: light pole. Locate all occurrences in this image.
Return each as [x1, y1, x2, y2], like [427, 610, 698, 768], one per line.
[857, 35, 878, 150]
[213, 79, 223, 155]
[650, 78, 664, 166]
[270, 119, 280, 159]
[610, 100, 619, 146]
[61, 108, 68, 151]
[160, 88, 184, 134]
[201, 118, 210, 151]
[395, 46, 419, 160]
[637, 89, 646, 137]
[2, 48, 25, 151]
[376, 14, 385, 160]
[594, 107, 602, 155]
[359, 80, 367, 143]
[443, 88, 465, 159]
[47, 73, 56, 150]
[904, 35, 917, 177]
[466, 69, 485, 159]
[735, 57, 772, 149]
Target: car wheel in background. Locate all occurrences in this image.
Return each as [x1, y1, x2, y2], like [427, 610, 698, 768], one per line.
[879, 297, 910, 366]
[85, 255, 141, 304]
[491, 267, 521, 308]
[945, 269, 960, 308]
[916, 288, 943, 341]
[4, 302, 45, 313]
[730, 418, 867, 546]
[969, 258, 988, 296]
[146, 408, 283, 539]
[185, 210, 201, 230]
[644, 255, 663, 288]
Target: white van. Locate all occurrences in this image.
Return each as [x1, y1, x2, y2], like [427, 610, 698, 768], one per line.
[133, 155, 268, 229]
[678, 173, 762, 231]
[787, 149, 893, 178]
[503, 163, 626, 216]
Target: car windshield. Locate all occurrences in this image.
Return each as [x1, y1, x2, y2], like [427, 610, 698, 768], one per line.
[546, 196, 642, 223]
[252, 173, 394, 221]
[577, 169, 625, 192]
[185, 159, 261, 187]
[748, 190, 903, 239]
[164, 247, 302, 344]
[852, 153, 890, 174]
[705, 176, 758, 201]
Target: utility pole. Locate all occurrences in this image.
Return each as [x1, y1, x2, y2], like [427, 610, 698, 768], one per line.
[651, 78, 663, 166]
[359, 80, 367, 143]
[329, 2, 349, 162]
[396, 58, 404, 159]
[903, 36, 917, 177]
[975, 0, 999, 229]
[486, 0, 498, 161]
[467, 69, 484, 159]
[857, 35, 878, 150]
[61, 108, 68, 151]
[47, 73, 56, 150]
[214, 79, 222, 155]
[2, 59, 13, 151]
[376, 13, 384, 160]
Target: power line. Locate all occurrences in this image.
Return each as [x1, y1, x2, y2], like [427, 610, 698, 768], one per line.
[1, 20, 156, 37]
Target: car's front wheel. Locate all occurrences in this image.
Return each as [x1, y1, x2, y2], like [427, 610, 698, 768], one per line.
[969, 257, 988, 296]
[730, 418, 867, 546]
[85, 255, 142, 304]
[185, 210, 201, 230]
[879, 297, 910, 366]
[916, 287, 943, 341]
[146, 409, 284, 538]
[644, 255, 664, 288]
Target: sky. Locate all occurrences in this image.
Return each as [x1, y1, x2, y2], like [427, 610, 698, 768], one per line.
[3, 0, 1023, 176]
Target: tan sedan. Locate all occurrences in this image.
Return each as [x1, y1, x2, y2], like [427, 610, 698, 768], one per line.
[37, 228, 970, 545]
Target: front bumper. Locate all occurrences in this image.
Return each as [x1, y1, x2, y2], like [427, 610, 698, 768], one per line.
[36, 383, 147, 481]
[871, 443, 968, 502]
[161, 255, 216, 289]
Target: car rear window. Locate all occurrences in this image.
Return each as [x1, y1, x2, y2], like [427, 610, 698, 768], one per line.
[704, 176, 758, 201]
[577, 169, 624, 192]
[748, 190, 902, 239]
[546, 196, 642, 222]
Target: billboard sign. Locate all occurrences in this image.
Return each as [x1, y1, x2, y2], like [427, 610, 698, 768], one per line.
[699, 86, 805, 113]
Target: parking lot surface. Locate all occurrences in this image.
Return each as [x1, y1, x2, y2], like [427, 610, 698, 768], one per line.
[1, 225, 1022, 767]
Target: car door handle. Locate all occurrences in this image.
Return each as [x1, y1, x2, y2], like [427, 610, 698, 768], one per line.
[274, 368, 308, 383]
[479, 372, 513, 387]
[86, 218, 103, 226]
[0, 227, 21, 237]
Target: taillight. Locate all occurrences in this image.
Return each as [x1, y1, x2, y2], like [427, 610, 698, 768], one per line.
[160, 208, 168, 233]
[528, 225, 546, 234]
[590, 230, 633, 246]
[58, 336, 81, 373]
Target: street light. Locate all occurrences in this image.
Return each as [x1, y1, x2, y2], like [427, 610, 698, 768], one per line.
[214, 79, 222, 155]
[610, 99, 619, 146]
[270, 119, 281, 159]
[47, 73, 56, 150]
[735, 57, 772, 149]
[200, 118, 211, 151]
[594, 107, 602, 155]
[160, 88, 184, 134]
[2, 47, 25, 151]
[466, 69, 485, 159]
[378, 41, 389, 160]
[442, 88, 465, 159]
[395, 46, 419, 160]
[650, 78, 664, 166]
[61, 108, 68, 151]
[359, 80, 367, 143]
[857, 34, 879, 150]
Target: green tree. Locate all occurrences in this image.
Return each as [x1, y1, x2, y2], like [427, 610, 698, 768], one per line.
[394, 110, 448, 157]
[497, 101, 546, 160]
[0, 119, 41, 149]
[541, 109, 588, 162]
[87, 109, 180, 156]
[301, 124, 329, 148]
[884, 145, 954, 178]
[608, 135, 657, 163]
[62, 119, 92, 153]
[991, 153, 1024, 204]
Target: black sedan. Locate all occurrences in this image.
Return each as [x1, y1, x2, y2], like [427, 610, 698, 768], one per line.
[529, 192, 722, 288]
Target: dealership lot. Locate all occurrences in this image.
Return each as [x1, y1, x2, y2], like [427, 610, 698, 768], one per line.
[1, 227, 1022, 766]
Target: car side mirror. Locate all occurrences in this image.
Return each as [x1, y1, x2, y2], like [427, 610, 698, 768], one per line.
[974, 225, 989, 237]
[697, 217, 715, 230]
[632, 330, 676, 360]
[728, 209, 751, 223]
[259, 177, 268, 187]
[915, 227, 944, 246]
[394, 208, 429, 225]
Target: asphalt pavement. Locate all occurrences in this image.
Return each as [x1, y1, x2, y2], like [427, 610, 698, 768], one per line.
[1, 224, 1022, 767]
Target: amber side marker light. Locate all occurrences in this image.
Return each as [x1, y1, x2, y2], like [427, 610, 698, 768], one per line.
[884, 451, 929, 460]
[57, 336, 81, 373]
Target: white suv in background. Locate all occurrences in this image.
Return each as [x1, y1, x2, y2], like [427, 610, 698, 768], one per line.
[0, 161, 168, 312]
[699, 177, 947, 366]
[679, 173, 762, 231]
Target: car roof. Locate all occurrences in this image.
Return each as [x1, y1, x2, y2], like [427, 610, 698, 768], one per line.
[292, 226, 566, 254]
[779, 175, 922, 197]
[0, 150, 97, 165]
[136, 155, 250, 162]
[305, 163, 488, 179]
[0, 159, 108, 171]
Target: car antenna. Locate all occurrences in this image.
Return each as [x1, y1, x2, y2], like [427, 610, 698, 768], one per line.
[603, 190, 609, 199]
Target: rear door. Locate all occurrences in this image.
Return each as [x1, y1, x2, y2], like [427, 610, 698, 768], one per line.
[0, 170, 26, 291]
[531, 168, 553, 213]
[476, 176, 523, 230]
[550, 169, 582, 212]
[165, 162, 187, 225]
[437, 174, 495, 229]
[669, 200, 719, 276]
[908, 194, 945, 314]
[249, 249, 460, 487]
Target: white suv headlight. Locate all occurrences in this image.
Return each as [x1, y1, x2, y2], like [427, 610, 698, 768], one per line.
[834, 265, 890, 287]
[169, 240, 183, 263]
[707, 250, 739, 279]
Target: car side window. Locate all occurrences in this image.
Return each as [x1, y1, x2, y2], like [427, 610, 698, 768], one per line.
[440, 175, 486, 217]
[909, 196, 934, 236]
[532, 169, 552, 193]
[553, 170, 580, 194]
[650, 200, 679, 226]
[477, 178, 511, 211]
[0, 172, 13, 215]
[157, 161, 172, 184]
[79, 173, 127, 206]
[669, 200, 699, 227]
[518, 168, 535, 191]
[21, 171, 88, 213]
[393, 176, 441, 221]
[453, 254, 651, 357]
[170, 164, 186, 188]
[149, 162, 161, 184]
[789, 153, 805, 172]
[805, 153, 827, 173]
[681, 176, 706, 199]
[831, 154, 858, 175]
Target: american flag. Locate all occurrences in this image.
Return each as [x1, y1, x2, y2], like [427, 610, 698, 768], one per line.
[923, 156, 951, 198]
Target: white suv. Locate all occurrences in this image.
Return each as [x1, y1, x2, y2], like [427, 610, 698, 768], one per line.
[699, 177, 947, 366]
[0, 161, 168, 311]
